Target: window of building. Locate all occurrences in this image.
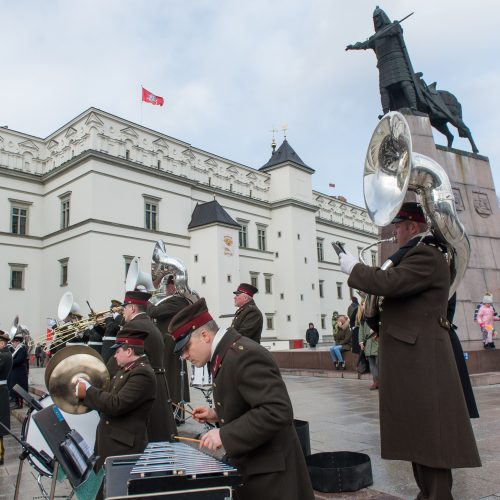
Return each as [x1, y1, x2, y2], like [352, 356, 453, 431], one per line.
[123, 255, 134, 279]
[297, 234, 300, 240]
[264, 274, 272, 294]
[300, 294, 304, 301]
[275, 252, 279, 258]
[227, 275, 232, 283]
[250, 273, 259, 289]
[202, 276, 206, 284]
[144, 196, 159, 231]
[257, 225, 267, 251]
[266, 315, 274, 330]
[126, 149, 130, 160]
[336, 282, 343, 300]
[287, 315, 291, 322]
[319, 280, 324, 298]
[317, 238, 324, 262]
[194, 255, 198, 262]
[59, 258, 69, 286]
[277, 231, 281, 238]
[10, 199, 31, 235]
[238, 220, 248, 248]
[280, 293, 284, 300]
[59, 192, 71, 229]
[321, 315, 326, 329]
[371, 250, 377, 266]
[9, 263, 27, 290]
[304, 257, 307, 264]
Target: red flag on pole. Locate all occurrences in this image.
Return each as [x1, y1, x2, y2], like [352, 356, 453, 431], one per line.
[142, 87, 164, 106]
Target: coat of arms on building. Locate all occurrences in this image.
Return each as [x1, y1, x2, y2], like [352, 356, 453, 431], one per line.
[472, 190, 492, 217]
[224, 235, 233, 256]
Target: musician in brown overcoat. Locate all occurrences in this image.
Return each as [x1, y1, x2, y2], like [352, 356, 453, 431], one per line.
[107, 291, 178, 442]
[231, 283, 263, 343]
[169, 299, 314, 500]
[147, 282, 191, 405]
[339, 202, 480, 499]
[76, 330, 156, 470]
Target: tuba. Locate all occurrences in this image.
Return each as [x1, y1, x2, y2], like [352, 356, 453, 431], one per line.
[150, 240, 199, 306]
[125, 256, 155, 292]
[361, 111, 470, 322]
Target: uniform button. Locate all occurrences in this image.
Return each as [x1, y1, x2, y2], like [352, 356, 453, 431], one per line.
[238, 345, 244, 350]
[106, 420, 109, 425]
[220, 418, 225, 424]
[213, 383, 216, 388]
[379, 322, 382, 326]
[217, 402, 221, 406]
[120, 375, 123, 379]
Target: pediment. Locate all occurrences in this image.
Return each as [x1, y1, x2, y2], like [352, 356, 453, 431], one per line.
[85, 112, 104, 128]
[226, 166, 238, 174]
[121, 127, 139, 138]
[246, 172, 257, 180]
[47, 139, 59, 150]
[205, 157, 218, 167]
[18, 140, 39, 151]
[65, 127, 77, 138]
[182, 148, 195, 160]
[153, 137, 170, 149]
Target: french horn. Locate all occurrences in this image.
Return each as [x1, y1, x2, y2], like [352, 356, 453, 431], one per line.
[361, 111, 470, 322]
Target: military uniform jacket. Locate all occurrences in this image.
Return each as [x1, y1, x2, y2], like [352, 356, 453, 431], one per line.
[118, 313, 178, 442]
[212, 328, 314, 500]
[8, 344, 28, 392]
[101, 314, 123, 364]
[231, 301, 263, 343]
[0, 346, 13, 437]
[84, 355, 156, 469]
[148, 295, 191, 404]
[348, 242, 481, 469]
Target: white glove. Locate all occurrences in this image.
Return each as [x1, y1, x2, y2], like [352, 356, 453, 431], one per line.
[339, 251, 359, 275]
[75, 377, 91, 397]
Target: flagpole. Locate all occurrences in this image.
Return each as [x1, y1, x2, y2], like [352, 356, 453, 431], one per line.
[140, 85, 143, 125]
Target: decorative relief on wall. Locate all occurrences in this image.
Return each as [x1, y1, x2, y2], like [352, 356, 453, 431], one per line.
[223, 235, 234, 256]
[472, 190, 492, 217]
[452, 187, 465, 211]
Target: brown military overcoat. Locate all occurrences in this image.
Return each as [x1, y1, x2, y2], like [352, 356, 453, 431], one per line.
[348, 242, 481, 469]
[212, 328, 314, 500]
[84, 356, 156, 469]
[148, 296, 191, 404]
[108, 313, 178, 441]
[231, 301, 263, 343]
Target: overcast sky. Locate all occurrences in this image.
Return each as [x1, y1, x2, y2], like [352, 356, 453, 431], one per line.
[2, 0, 499, 207]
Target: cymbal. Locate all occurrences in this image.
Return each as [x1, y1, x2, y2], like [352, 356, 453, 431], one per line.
[45, 345, 109, 414]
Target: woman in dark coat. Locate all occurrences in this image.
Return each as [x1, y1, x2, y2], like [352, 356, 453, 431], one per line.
[0, 331, 13, 465]
[8, 334, 28, 409]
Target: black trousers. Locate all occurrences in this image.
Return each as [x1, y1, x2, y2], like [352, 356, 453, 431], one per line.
[412, 462, 453, 500]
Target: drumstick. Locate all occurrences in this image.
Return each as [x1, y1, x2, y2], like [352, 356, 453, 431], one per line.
[173, 435, 201, 444]
[172, 402, 194, 416]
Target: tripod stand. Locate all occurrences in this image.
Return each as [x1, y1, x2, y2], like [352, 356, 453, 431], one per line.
[173, 357, 190, 425]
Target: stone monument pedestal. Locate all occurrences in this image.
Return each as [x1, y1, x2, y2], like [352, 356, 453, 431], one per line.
[381, 111, 500, 348]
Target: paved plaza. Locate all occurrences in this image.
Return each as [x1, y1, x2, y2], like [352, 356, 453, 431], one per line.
[1, 368, 499, 499]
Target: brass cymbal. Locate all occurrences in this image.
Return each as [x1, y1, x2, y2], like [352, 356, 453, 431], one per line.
[45, 345, 109, 414]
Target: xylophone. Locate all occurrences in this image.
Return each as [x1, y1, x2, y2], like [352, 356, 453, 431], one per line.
[105, 441, 241, 499]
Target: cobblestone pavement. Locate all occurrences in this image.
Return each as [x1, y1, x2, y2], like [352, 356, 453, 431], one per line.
[1, 368, 499, 499]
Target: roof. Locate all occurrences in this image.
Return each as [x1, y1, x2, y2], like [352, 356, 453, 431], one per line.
[188, 199, 240, 230]
[260, 139, 314, 173]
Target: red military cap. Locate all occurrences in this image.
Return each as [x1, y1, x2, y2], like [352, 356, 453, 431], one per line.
[391, 202, 426, 224]
[169, 298, 213, 353]
[233, 283, 258, 297]
[123, 290, 152, 306]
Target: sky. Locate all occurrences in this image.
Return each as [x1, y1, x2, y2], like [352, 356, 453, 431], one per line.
[2, 0, 499, 208]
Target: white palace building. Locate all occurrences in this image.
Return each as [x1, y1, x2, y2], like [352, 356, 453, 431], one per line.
[0, 108, 377, 347]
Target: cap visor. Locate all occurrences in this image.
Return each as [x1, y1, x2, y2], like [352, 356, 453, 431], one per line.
[173, 333, 192, 354]
[110, 342, 125, 350]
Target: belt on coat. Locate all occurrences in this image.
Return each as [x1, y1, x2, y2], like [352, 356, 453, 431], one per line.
[102, 336, 117, 341]
[0, 380, 7, 385]
[88, 341, 103, 346]
[154, 368, 166, 374]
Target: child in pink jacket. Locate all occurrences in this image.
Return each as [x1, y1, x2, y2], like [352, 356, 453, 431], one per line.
[477, 293, 500, 350]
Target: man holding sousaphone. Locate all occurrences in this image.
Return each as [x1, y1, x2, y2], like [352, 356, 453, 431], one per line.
[338, 202, 480, 499]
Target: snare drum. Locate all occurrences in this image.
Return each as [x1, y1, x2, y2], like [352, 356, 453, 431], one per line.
[21, 394, 100, 477]
[190, 364, 212, 388]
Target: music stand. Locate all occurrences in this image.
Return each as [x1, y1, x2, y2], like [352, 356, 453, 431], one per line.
[30, 404, 96, 499]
